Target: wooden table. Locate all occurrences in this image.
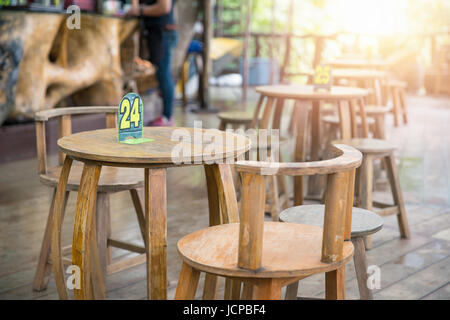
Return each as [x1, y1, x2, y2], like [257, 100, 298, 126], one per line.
[50, 127, 250, 300]
[303, 69, 387, 105]
[255, 85, 368, 201]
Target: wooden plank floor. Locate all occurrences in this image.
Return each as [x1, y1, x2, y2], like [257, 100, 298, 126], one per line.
[0, 88, 449, 300]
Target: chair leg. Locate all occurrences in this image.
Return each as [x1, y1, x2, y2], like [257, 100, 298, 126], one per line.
[325, 266, 346, 300]
[268, 175, 279, 221]
[224, 278, 241, 299]
[90, 209, 106, 299]
[202, 273, 219, 299]
[175, 262, 200, 300]
[33, 189, 69, 292]
[285, 281, 299, 300]
[130, 188, 147, 247]
[241, 282, 254, 300]
[384, 153, 411, 238]
[352, 237, 373, 300]
[95, 192, 110, 286]
[253, 279, 282, 300]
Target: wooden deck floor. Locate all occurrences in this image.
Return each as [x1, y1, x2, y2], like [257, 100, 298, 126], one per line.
[0, 89, 449, 300]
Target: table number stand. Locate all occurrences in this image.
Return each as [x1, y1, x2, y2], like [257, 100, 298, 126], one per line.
[314, 65, 333, 92]
[118, 93, 153, 144]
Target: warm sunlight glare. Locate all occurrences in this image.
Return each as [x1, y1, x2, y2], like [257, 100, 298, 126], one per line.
[328, 0, 407, 35]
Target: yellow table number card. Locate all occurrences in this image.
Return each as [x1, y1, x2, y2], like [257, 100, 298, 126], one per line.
[313, 65, 332, 92]
[118, 93, 153, 144]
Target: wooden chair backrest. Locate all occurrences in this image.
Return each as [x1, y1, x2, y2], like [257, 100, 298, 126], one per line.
[34, 106, 118, 175]
[233, 144, 362, 270]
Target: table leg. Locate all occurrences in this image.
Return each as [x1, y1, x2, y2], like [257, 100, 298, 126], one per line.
[72, 162, 102, 300]
[307, 100, 322, 196]
[51, 157, 73, 300]
[145, 168, 167, 300]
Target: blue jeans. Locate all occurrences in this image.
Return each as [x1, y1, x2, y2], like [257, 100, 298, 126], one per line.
[155, 30, 178, 119]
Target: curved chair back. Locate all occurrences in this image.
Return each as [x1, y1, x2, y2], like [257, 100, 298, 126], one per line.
[234, 144, 362, 270]
[34, 106, 118, 175]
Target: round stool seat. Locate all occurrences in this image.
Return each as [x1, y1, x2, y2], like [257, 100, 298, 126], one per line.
[217, 111, 256, 124]
[40, 161, 144, 192]
[177, 222, 354, 278]
[280, 205, 383, 238]
[322, 115, 375, 126]
[332, 138, 396, 154]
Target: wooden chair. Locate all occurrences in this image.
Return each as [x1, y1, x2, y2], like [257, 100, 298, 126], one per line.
[280, 205, 383, 300]
[175, 144, 362, 300]
[331, 102, 411, 248]
[33, 107, 147, 295]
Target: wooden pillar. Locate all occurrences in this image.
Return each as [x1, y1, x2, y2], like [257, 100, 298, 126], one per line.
[279, 0, 294, 83]
[200, 0, 213, 109]
[242, 0, 251, 104]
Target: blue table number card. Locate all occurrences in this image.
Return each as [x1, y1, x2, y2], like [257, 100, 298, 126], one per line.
[313, 65, 332, 92]
[118, 93, 153, 144]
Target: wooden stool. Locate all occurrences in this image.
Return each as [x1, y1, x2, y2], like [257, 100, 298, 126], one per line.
[388, 80, 408, 127]
[280, 205, 383, 300]
[175, 144, 362, 300]
[33, 107, 146, 294]
[334, 138, 411, 242]
[217, 111, 256, 130]
[357, 105, 391, 139]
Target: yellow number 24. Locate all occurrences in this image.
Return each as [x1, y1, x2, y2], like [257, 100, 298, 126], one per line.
[120, 98, 141, 129]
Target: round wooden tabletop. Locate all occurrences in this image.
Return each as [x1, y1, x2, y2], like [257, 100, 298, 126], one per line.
[304, 68, 386, 80]
[58, 127, 251, 165]
[255, 84, 368, 100]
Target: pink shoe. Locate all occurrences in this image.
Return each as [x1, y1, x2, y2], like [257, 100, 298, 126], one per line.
[150, 116, 174, 127]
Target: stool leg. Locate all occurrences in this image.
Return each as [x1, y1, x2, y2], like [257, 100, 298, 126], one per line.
[358, 155, 374, 250]
[391, 87, 400, 127]
[325, 266, 346, 300]
[285, 281, 299, 300]
[352, 237, 373, 300]
[358, 155, 373, 211]
[33, 189, 69, 291]
[399, 89, 408, 124]
[219, 120, 226, 131]
[384, 153, 411, 238]
[175, 262, 200, 300]
[374, 114, 386, 140]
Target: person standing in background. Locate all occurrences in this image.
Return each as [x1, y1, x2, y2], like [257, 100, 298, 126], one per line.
[128, 0, 178, 126]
